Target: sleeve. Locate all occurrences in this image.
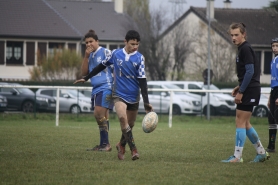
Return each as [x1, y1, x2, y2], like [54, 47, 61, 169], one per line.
[239, 64, 254, 92]
[102, 49, 114, 67]
[83, 63, 106, 81]
[137, 55, 146, 78]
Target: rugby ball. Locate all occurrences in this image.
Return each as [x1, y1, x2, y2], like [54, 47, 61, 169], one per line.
[142, 112, 158, 133]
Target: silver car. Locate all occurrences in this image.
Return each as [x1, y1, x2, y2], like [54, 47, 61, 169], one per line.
[139, 83, 202, 115]
[36, 89, 92, 113]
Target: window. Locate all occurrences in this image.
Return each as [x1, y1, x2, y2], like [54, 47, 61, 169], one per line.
[264, 51, 272, 74]
[255, 51, 261, 74]
[48, 43, 64, 57]
[109, 45, 118, 50]
[6, 41, 23, 65]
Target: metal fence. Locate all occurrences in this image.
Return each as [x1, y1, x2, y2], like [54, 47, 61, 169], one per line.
[0, 85, 270, 128]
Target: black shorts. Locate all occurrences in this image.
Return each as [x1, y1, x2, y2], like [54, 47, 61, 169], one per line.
[113, 97, 139, 111]
[236, 86, 260, 112]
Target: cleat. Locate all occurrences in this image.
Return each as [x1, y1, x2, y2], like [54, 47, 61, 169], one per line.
[221, 156, 243, 163]
[86, 145, 100, 151]
[98, 144, 112, 152]
[116, 142, 125, 160]
[250, 152, 270, 163]
[266, 148, 276, 153]
[131, 149, 139, 161]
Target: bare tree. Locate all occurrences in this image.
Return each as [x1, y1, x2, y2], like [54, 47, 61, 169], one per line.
[184, 24, 237, 82]
[124, 0, 172, 80]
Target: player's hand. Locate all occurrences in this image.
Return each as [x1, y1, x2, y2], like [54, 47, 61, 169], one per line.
[73, 79, 85, 84]
[234, 93, 242, 104]
[85, 46, 94, 58]
[232, 86, 239, 97]
[144, 103, 153, 113]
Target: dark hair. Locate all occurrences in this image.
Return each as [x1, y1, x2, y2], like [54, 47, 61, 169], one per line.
[271, 38, 278, 45]
[228, 22, 247, 38]
[84, 29, 98, 41]
[125, 30, 140, 42]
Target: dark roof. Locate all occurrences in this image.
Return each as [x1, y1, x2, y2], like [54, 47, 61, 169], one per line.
[0, 0, 129, 41]
[46, 0, 129, 41]
[161, 6, 278, 47]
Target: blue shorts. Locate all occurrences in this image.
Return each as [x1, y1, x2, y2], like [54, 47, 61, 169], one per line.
[91, 90, 114, 110]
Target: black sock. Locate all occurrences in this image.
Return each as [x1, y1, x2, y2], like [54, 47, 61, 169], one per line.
[268, 129, 277, 149]
[122, 126, 136, 151]
[120, 134, 126, 146]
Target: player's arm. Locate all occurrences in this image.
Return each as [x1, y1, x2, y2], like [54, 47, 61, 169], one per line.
[138, 78, 153, 113]
[73, 63, 106, 84]
[239, 64, 254, 93]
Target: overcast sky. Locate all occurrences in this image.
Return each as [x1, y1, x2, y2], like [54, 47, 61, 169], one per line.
[150, 0, 271, 21]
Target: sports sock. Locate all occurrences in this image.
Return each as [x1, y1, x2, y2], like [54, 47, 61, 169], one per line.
[234, 128, 246, 159]
[122, 126, 136, 151]
[268, 126, 277, 149]
[246, 127, 265, 154]
[98, 117, 109, 145]
[120, 134, 126, 146]
[119, 125, 133, 147]
[107, 119, 110, 131]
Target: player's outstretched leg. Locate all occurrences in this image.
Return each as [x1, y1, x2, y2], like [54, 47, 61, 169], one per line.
[247, 127, 270, 162]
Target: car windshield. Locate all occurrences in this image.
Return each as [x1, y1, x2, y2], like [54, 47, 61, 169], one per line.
[203, 84, 219, 90]
[16, 87, 34, 94]
[67, 90, 86, 97]
[163, 84, 185, 95]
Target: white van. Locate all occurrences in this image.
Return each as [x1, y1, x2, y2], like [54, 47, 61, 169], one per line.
[148, 81, 236, 116]
[139, 82, 202, 115]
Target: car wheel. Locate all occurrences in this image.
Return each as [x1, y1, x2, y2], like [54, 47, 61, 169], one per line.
[253, 105, 268, 117]
[203, 106, 216, 116]
[22, 101, 34, 112]
[172, 104, 181, 115]
[70, 105, 81, 114]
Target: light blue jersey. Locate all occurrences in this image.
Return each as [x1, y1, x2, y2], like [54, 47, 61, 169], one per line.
[88, 47, 113, 96]
[102, 48, 146, 104]
[270, 56, 278, 88]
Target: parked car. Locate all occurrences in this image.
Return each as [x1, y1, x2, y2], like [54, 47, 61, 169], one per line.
[0, 94, 8, 112]
[36, 89, 92, 113]
[151, 81, 236, 116]
[0, 82, 56, 112]
[221, 87, 270, 117]
[79, 89, 92, 98]
[139, 82, 202, 115]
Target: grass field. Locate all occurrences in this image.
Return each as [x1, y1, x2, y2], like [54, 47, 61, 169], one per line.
[0, 113, 276, 185]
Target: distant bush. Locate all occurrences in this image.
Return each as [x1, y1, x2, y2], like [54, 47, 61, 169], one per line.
[29, 49, 83, 81]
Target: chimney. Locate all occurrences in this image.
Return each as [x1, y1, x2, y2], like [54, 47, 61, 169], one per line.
[114, 0, 123, 13]
[223, 0, 231, 9]
[206, 0, 214, 20]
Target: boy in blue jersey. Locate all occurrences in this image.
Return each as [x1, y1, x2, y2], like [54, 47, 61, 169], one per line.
[81, 30, 114, 152]
[74, 30, 153, 160]
[221, 23, 269, 163]
[267, 38, 278, 153]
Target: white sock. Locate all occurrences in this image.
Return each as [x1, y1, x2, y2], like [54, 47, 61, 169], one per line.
[253, 141, 266, 154]
[234, 146, 243, 159]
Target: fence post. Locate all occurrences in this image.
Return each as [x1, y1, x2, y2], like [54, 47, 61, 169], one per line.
[55, 88, 60, 126]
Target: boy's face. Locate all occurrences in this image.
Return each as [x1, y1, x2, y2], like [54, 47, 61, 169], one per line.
[230, 28, 245, 46]
[272, 42, 278, 56]
[85, 37, 99, 52]
[124, 39, 139, 54]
